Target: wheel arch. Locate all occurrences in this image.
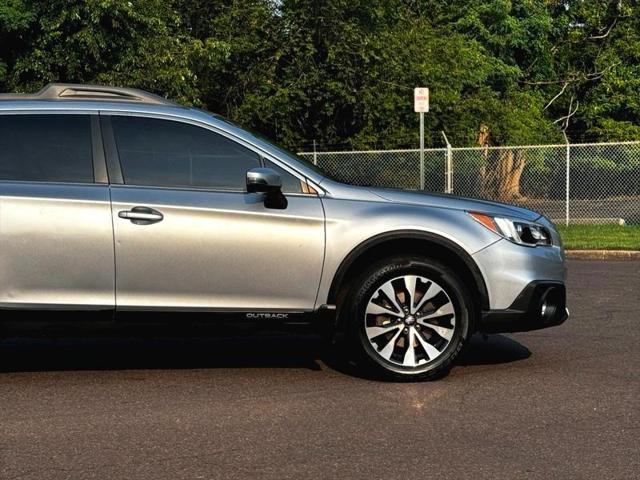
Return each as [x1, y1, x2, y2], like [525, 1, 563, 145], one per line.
[327, 230, 490, 313]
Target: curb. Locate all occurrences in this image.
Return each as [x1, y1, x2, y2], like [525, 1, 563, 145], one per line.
[566, 250, 640, 260]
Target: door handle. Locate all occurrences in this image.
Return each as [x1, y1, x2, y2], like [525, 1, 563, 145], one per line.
[118, 206, 164, 225]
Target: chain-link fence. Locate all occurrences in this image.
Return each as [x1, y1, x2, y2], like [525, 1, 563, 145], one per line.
[299, 141, 640, 225]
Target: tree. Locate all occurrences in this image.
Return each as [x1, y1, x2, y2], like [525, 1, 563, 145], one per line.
[0, 0, 230, 104]
[535, 0, 640, 140]
[0, 0, 638, 159]
[175, 0, 280, 114]
[0, 0, 35, 90]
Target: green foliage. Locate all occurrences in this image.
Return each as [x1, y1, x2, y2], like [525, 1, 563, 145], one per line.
[0, 0, 638, 149]
[545, 0, 640, 141]
[1, 0, 230, 104]
[557, 224, 640, 250]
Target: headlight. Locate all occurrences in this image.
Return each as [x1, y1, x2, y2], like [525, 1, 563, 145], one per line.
[468, 212, 552, 247]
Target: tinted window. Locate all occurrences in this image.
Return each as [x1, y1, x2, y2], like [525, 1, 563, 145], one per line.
[0, 114, 93, 183]
[112, 116, 260, 190]
[210, 113, 337, 181]
[264, 159, 303, 193]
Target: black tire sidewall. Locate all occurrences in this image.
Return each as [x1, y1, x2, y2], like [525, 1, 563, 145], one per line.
[347, 256, 472, 378]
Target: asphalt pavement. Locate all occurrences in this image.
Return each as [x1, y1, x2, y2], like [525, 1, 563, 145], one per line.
[1, 260, 638, 480]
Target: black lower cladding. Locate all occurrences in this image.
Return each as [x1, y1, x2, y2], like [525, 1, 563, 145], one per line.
[0, 307, 333, 338]
[479, 281, 568, 333]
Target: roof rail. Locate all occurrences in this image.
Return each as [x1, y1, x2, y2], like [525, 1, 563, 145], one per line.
[0, 83, 176, 106]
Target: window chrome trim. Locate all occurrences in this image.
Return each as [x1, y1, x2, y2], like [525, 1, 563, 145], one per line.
[0, 109, 99, 115]
[108, 182, 317, 198]
[0, 179, 106, 188]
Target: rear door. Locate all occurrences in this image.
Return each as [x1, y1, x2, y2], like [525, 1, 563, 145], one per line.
[104, 114, 325, 312]
[0, 112, 115, 312]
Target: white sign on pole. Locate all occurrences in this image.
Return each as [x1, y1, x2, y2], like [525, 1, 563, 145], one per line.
[415, 87, 429, 190]
[414, 87, 429, 113]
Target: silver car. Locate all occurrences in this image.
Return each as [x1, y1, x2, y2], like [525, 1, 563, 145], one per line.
[0, 84, 568, 380]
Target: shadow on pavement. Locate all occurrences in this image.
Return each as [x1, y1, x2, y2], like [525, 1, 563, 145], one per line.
[322, 333, 531, 381]
[458, 334, 531, 366]
[0, 330, 530, 376]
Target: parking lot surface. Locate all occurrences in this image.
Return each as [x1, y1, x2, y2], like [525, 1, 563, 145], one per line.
[1, 260, 638, 480]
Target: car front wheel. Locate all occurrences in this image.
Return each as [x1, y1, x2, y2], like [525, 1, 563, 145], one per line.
[343, 255, 473, 380]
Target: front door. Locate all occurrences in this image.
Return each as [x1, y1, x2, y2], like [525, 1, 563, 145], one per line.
[105, 115, 325, 312]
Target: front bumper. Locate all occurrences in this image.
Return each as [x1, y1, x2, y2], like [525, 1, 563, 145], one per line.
[479, 281, 568, 333]
[473, 236, 567, 310]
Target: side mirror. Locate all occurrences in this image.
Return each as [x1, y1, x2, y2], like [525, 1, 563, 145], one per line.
[246, 167, 288, 209]
[246, 167, 282, 193]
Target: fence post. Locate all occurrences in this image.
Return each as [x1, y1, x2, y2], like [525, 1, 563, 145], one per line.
[563, 132, 570, 226]
[441, 131, 452, 194]
[313, 140, 318, 166]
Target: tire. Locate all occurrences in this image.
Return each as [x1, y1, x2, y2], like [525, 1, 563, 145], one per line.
[342, 255, 474, 381]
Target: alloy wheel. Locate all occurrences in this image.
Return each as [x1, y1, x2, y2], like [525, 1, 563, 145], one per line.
[364, 275, 456, 368]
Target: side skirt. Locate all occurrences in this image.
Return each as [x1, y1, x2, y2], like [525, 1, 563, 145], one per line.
[0, 306, 337, 338]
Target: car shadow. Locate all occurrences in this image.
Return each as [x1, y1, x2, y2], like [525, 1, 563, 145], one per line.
[458, 333, 532, 366]
[322, 333, 532, 381]
[0, 333, 325, 373]
[0, 329, 530, 377]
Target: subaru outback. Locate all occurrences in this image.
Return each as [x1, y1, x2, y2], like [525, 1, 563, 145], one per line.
[0, 84, 568, 380]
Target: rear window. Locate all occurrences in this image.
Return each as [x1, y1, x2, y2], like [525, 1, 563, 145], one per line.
[0, 114, 94, 183]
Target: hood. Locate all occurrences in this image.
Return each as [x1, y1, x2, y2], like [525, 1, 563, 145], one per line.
[367, 187, 542, 222]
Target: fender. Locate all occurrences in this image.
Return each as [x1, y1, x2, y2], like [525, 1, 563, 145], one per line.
[326, 229, 490, 311]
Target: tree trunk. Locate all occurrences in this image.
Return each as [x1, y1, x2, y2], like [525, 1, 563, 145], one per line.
[493, 150, 525, 200]
[477, 125, 526, 201]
